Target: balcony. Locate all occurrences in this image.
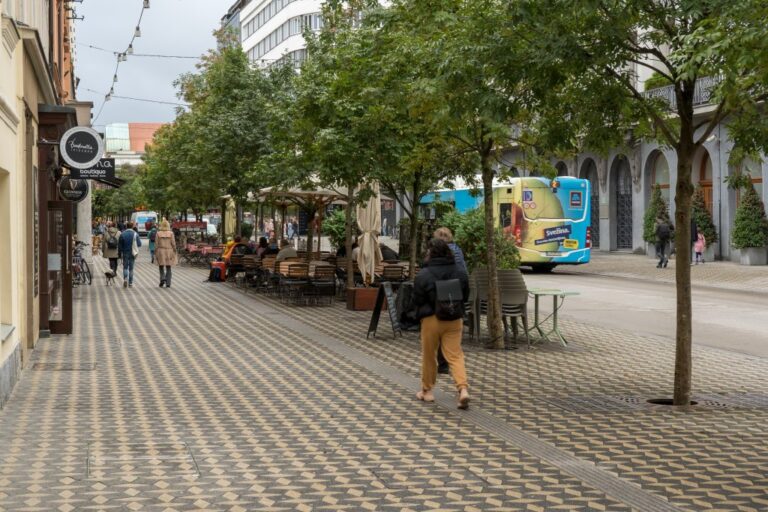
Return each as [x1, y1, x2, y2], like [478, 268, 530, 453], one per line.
[643, 76, 721, 110]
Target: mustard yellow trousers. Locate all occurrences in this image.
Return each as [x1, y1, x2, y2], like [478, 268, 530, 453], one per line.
[420, 315, 468, 392]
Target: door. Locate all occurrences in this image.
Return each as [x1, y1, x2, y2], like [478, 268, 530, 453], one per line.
[584, 165, 600, 247]
[47, 201, 73, 334]
[616, 166, 633, 249]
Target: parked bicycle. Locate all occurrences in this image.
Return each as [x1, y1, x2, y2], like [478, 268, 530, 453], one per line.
[73, 241, 92, 286]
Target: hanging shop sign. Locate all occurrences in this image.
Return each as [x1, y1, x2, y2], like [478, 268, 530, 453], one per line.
[69, 158, 115, 180]
[58, 177, 90, 203]
[59, 126, 104, 169]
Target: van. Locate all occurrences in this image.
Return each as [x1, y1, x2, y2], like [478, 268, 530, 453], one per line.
[130, 211, 158, 236]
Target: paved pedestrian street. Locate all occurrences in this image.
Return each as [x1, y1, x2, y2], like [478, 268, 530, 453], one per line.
[1, 254, 767, 511]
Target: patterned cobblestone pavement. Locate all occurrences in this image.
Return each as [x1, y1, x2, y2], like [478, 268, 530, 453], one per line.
[0, 251, 766, 511]
[560, 252, 768, 294]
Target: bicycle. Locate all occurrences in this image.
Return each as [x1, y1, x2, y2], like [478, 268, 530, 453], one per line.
[73, 241, 92, 286]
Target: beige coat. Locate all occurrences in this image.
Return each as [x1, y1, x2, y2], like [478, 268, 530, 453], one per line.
[154, 230, 177, 266]
[101, 227, 121, 259]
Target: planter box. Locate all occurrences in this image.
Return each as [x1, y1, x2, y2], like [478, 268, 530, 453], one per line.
[739, 247, 767, 266]
[346, 287, 379, 311]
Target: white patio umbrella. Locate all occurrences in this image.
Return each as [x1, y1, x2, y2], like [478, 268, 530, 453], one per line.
[356, 182, 383, 285]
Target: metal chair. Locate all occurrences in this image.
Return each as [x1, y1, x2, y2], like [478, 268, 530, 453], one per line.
[473, 267, 530, 347]
[279, 263, 310, 304]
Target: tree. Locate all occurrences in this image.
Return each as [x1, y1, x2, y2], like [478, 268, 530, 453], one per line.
[691, 187, 718, 247]
[173, 28, 295, 235]
[369, 0, 527, 348]
[511, 0, 768, 405]
[264, 0, 383, 289]
[731, 183, 768, 249]
[643, 185, 672, 244]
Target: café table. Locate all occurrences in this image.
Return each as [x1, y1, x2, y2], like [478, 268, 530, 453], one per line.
[527, 288, 580, 347]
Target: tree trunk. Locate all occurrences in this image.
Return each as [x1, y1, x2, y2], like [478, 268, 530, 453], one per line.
[481, 149, 505, 349]
[316, 210, 323, 259]
[345, 187, 355, 290]
[408, 175, 421, 280]
[673, 90, 696, 406]
[305, 207, 315, 261]
[235, 203, 243, 237]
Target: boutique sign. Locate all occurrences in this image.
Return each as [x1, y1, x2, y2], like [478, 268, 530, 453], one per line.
[59, 126, 104, 170]
[70, 158, 115, 180]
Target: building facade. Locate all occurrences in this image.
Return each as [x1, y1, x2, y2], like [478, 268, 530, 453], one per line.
[502, 77, 767, 261]
[238, 0, 323, 68]
[0, 0, 91, 407]
[104, 122, 164, 167]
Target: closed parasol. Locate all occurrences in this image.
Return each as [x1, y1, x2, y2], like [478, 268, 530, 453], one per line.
[356, 182, 383, 285]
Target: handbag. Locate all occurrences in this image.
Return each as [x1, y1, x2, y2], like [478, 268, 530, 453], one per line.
[131, 231, 139, 258]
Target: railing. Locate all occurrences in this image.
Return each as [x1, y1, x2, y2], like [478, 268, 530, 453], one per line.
[643, 76, 722, 110]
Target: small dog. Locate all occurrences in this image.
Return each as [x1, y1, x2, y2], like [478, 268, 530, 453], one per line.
[104, 270, 117, 286]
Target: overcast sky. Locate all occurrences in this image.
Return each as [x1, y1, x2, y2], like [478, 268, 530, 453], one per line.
[74, 0, 232, 128]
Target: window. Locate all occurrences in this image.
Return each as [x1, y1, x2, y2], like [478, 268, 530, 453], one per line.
[699, 151, 714, 214]
[248, 13, 323, 62]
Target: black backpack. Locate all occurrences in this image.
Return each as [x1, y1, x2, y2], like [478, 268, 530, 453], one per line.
[656, 222, 671, 241]
[207, 266, 223, 282]
[106, 232, 119, 249]
[433, 276, 464, 321]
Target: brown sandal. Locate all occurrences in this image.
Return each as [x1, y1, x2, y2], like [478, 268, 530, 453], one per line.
[416, 389, 435, 402]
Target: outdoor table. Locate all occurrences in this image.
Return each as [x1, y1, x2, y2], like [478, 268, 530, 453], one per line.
[527, 288, 580, 347]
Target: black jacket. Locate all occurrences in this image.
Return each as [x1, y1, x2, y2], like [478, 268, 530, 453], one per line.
[412, 256, 469, 320]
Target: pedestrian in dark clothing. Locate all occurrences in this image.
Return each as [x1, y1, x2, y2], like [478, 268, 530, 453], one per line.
[119, 221, 142, 287]
[655, 218, 673, 268]
[412, 238, 471, 409]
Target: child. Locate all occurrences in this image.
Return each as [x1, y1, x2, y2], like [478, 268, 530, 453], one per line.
[694, 232, 706, 264]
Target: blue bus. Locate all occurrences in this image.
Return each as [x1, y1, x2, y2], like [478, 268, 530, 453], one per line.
[421, 177, 592, 270]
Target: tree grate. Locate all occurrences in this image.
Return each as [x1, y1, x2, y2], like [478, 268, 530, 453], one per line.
[31, 362, 96, 371]
[544, 394, 768, 413]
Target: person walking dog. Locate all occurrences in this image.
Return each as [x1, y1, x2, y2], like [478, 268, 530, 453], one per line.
[119, 222, 141, 288]
[154, 220, 177, 288]
[412, 238, 471, 409]
[102, 221, 121, 275]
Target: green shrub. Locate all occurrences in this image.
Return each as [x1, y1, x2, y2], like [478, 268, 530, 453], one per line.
[441, 207, 520, 273]
[643, 184, 673, 243]
[731, 183, 768, 249]
[322, 209, 352, 250]
[691, 186, 718, 245]
[644, 71, 672, 91]
[240, 221, 254, 240]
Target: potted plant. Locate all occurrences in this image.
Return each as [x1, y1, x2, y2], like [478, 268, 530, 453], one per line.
[731, 183, 768, 265]
[642, 184, 673, 258]
[691, 186, 718, 262]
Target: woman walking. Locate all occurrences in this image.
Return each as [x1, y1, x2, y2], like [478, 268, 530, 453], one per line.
[155, 220, 177, 288]
[412, 238, 471, 409]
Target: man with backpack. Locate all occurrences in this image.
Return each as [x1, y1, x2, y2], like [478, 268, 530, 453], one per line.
[412, 238, 471, 409]
[119, 222, 142, 288]
[101, 221, 121, 276]
[655, 217, 674, 268]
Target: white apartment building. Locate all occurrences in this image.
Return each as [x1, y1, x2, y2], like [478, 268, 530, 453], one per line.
[239, 0, 324, 68]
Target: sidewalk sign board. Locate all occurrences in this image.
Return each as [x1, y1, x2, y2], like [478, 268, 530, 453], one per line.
[366, 282, 401, 339]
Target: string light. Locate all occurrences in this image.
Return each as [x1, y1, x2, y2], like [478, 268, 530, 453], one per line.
[91, 0, 150, 124]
